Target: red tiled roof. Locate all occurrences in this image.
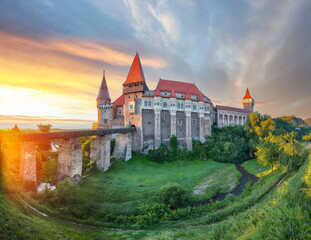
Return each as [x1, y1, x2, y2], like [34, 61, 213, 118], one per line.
[156, 79, 202, 95]
[113, 94, 125, 106]
[216, 105, 251, 113]
[123, 53, 146, 86]
[242, 88, 252, 100]
[97, 71, 111, 102]
[199, 92, 204, 102]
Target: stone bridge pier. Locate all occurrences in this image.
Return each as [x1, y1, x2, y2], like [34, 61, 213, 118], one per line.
[55, 138, 82, 183]
[3, 126, 136, 185]
[90, 135, 111, 172]
[113, 132, 132, 161]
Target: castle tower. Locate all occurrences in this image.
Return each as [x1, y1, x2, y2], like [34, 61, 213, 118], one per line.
[242, 88, 254, 112]
[123, 53, 148, 151]
[97, 70, 113, 128]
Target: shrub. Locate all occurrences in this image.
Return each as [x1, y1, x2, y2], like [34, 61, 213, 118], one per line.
[22, 179, 37, 193]
[157, 183, 189, 209]
[170, 135, 178, 157]
[147, 144, 169, 162]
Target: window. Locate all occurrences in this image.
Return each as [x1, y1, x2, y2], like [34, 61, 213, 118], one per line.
[177, 103, 180, 109]
[144, 101, 147, 107]
[163, 102, 167, 108]
[148, 101, 151, 107]
[181, 103, 184, 109]
[192, 119, 196, 126]
[129, 102, 134, 113]
[104, 119, 108, 124]
[193, 105, 196, 110]
[178, 119, 183, 125]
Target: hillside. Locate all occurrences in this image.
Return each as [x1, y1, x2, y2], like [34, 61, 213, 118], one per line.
[1, 154, 311, 239]
[305, 118, 311, 127]
[278, 115, 309, 127]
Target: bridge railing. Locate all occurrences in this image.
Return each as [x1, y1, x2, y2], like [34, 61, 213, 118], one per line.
[0, 126, 136, 142]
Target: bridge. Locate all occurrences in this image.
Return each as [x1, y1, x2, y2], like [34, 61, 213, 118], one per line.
[0, 126, 136, 184]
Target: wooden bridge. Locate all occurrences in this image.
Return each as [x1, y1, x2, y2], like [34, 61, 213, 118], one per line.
[0, 126, 136, 184]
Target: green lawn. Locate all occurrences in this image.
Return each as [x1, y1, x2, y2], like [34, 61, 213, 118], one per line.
[81, 156, 241, 215]
[241, 159, 270, 176]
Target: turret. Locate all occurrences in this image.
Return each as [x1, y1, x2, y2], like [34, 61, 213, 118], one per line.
[242, 88, 254, 112]
[97, 70, 113, 128]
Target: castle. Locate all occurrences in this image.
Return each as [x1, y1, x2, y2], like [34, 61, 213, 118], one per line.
[95, 53, 254, 151]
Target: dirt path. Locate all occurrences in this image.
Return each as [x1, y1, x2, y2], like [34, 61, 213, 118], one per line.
[189, 164, 258, 207]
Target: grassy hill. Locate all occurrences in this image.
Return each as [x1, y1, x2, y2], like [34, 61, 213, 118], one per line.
[1, 150, 311, 239]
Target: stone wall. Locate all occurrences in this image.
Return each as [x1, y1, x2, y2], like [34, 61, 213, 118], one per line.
[20, 142, 37, 183]
[191, 112, 200, 140]
[161, 110, 171, 141]
[56, 138, 82, 183]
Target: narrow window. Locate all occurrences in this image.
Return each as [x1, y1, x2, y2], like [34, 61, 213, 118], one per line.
[178, 119, 182, 125]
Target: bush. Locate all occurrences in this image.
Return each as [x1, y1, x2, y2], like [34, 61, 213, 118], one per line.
[157, 183, 189, 209]
[147, 144, 170, 162]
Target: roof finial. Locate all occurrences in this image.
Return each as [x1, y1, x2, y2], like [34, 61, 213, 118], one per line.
[103, 69, 105, 76]
[136, 50, 138, 55]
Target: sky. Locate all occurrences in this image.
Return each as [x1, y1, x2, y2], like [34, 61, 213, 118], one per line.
[0, 0, 310, 129]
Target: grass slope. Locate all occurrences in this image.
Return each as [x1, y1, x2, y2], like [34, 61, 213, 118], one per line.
[241, 159, 271, 177]
[81, 156, 241, 215]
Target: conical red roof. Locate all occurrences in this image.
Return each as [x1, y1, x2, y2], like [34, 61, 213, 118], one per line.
[170, 88, 176, 98]
[123, 53, 146, 86]
[97, 71, 111, 103]
[242, 88, 252, 100]
[185, 90, 191, 100]
[154, 87, 161, 97]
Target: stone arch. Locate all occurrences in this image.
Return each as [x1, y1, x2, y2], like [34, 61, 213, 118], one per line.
[229, 115, 234, 126]
[224, 115, 228, 126]
[239, 116, 242, 125]
[218, 114, 223, 128]
[234, 116, 238, 125]
[243, 116, 246, 125]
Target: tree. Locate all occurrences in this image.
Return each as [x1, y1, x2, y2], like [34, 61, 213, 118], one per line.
[37, 124, 52, 133]
[303, 132, 311, 141]
[157, 183, 188, 209]
[278, 132, 307, 171]
[170, 135, 178, 157]
[12, 124, 20, 133]
[245, 113, 275, 153]
[256, 133, 280, 172]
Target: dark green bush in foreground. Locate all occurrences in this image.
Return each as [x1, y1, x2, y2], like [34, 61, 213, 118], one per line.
[157, 183, 189, 209]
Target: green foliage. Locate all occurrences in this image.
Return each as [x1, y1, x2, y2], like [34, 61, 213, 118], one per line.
[244, 113, 275, 152]
[302, 132, 311, 141]
[38, 179, 97, 218]
[157, 183, 189, 209]
[169, 135, 178, 157]
[80, 137, 91, 173]
[256, 133, 280, 172]
[206, 125, 250, 163]
[274, 117, 310, 140]
[147, 144, 170, 162]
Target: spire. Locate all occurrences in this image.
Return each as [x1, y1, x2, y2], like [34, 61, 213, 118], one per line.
[242, 88, 252, 100]
[123, 53, 146, 86]
[154, 87, 161, 97]
[185, 89, 191, 100]
[97, 70, 111, 104]
[170, 88, 176, 98]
